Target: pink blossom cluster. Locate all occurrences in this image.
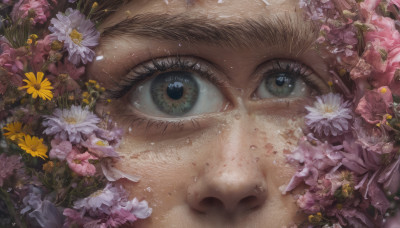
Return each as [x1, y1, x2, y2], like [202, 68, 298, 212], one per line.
[289, 0, 400, 227]
[11, 0, 52, 25]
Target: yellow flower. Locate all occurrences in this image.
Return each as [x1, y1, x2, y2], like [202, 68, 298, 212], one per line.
[19, 72, 53, 100]
[18, 135, 48, 160]
[3, 122, 26, 141]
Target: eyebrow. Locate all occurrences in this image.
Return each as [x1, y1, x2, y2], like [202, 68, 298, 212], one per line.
[101, 13, 318, 53]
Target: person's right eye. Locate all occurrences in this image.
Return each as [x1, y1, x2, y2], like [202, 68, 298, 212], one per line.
[131, 69, 226, 117]
[110, 57, 228, 119]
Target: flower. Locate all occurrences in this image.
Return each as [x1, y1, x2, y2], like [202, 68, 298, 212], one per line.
[0, 154, 22, 187]
[49, 8, 100, 65]
[3, 121, 25, 141]
[66, 149, 97, 176]
[18, 72, 54, 100]
[49, 138, 72, 161]
[42, 105, 100, 144]
[82, 134, 119, 158]
[355, 86, 393, 125]
[63, 183, 152, 228]
[305, 93, 352, 136]
[18, 135, 48, 159]
[284, 134, 343, 193]
[11, 0, 51, 25]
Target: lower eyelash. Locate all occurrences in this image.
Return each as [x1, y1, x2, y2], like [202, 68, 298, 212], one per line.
[113, 113, 201, 134]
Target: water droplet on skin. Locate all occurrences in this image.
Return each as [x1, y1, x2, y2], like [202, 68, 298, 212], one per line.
[218, 130, 222, 134]
[250, 145, 257, 150]
[186, 138, 192, 145]
[150, 142, 155, 146]
[234, 113, 241, 120]
[128, 127, 132, 133]
[145, 187, 152, 192]
[193, 176, 198, 182]
[178, 43, 182, 47]
[95, 55, 104, 61]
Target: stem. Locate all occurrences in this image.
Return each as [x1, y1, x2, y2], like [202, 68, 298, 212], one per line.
[0, 188, 26, 228]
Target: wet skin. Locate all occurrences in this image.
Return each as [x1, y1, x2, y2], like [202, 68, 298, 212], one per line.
[88, 0, 331, 227]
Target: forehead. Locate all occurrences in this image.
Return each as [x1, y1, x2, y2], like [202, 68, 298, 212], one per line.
[100, 0, 301, 30]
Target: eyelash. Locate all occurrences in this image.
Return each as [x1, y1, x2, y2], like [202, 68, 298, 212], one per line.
[106, 56, 227, 99]
[105, 57, 323, 132]
[259, 59, 323, 96]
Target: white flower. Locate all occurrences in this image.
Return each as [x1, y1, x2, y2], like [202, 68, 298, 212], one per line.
[49, 8, 100, 65]
[305, 93, 352, 136]
[42, 105, 100, 144]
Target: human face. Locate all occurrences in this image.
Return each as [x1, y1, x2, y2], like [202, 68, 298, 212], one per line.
[88, 0, 331, 227]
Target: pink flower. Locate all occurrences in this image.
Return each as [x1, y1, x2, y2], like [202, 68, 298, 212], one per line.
[284, 134, 343, 193]
[0, 154, 22, 187]
[48, 59, 85, 80]
[82, 134, 119, 158]
[363, 13, 400, 87]
[11, 0, 51, 25]
[31, 35, 52, 72]
[0, 41, 27, 89]
[355, 86, 393, 125]
[49, 138, 72, 161]
[66, 149, 97, 176]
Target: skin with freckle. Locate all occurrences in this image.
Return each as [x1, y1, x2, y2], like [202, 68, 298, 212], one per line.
[87, 0, 331, 227]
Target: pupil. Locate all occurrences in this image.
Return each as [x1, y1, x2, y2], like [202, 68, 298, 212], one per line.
[167, 82, 184, 100]
[275, 75, 286, 86]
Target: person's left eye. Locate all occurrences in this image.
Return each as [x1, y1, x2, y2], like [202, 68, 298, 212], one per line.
[254, 60, 325, 99]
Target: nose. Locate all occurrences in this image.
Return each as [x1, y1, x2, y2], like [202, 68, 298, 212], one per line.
[187, 117, 267, 214]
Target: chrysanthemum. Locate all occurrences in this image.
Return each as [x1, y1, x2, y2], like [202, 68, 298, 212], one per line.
[18, 72, 53, 100]
[305, 93, 352, 136]
[48, 8, 100, 65]
[42, 105, 100, 144]
[18, 135, 48, 160]
[3, 121, 25, 141]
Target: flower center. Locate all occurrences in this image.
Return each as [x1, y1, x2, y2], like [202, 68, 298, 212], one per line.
[95, 140, 107, 147]
[323, 105, 335, 113]
[33, 83, 41, 90]
[69, 29, 83, 45]
[64, 117, 77, 124]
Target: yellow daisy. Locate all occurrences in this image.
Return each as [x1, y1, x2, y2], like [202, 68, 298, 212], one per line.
[3, 121, 26, 141]
[18, 135, 48, 160]
[19, 72, 53, 101]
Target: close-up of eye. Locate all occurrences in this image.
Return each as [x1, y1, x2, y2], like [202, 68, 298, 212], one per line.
[255, 60, 325, 99]
[130, 69, 225, 118]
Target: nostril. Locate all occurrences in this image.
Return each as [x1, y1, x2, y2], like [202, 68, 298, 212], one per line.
[238, 195, 259, 209]
[200, 197, 224, 210]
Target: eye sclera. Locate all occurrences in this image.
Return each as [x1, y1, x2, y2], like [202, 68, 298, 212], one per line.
[118, 56, 229, 119]
[252, 59, 329, 100]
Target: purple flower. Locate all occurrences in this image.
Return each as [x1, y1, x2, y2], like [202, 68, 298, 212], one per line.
[284, 134, 343, 193]
[305, 93, 352, 136]
[0, 154, 22, 187]
[63, 184, 152, 227]
[42, 105, 100, 144]
[49, 8, 100, 65]
[21, 186, 64, 227]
